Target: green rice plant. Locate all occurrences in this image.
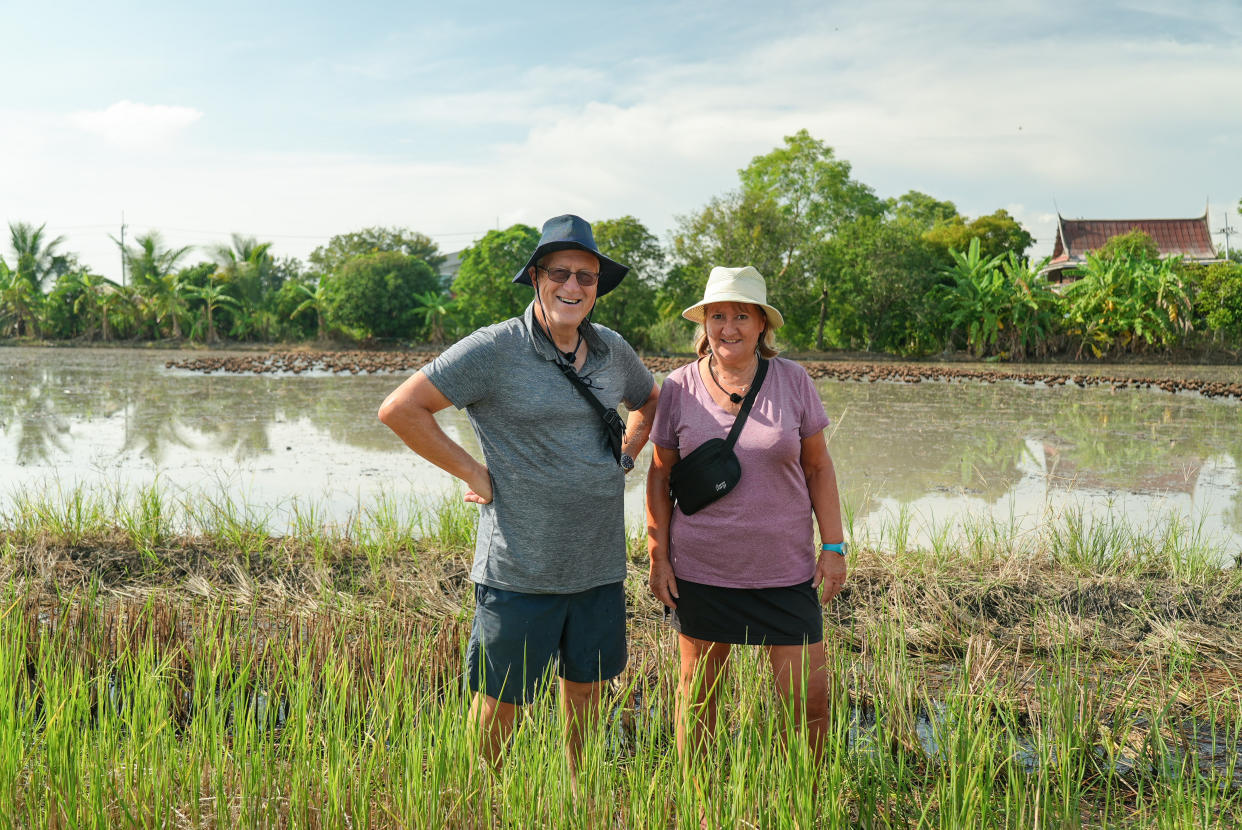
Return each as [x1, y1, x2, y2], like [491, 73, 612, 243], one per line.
[1143, 510, 1223, 584]
[117, 481, 176, 563]
[877, 502, 915, 563]
[352, 494, 420, 577]
[5, 487, 1242, 827]
[1046, 503, 1131, 576]
[839, 492, 860, 546]
[13, 481, 111, 547]
[417, 489, 478, 552]
[185, 488, 272, 564]
[287, 498, 336, 566]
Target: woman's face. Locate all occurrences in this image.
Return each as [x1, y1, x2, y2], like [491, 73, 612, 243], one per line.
[703, 302, 765, 364]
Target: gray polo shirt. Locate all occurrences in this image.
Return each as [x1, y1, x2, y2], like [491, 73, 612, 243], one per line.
[422, 303, 654, 594]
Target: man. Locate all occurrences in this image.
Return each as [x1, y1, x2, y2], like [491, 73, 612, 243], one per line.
[378, 214, 659, 773]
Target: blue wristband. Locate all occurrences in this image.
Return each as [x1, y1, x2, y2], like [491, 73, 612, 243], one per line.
[821, 542, 847, 557]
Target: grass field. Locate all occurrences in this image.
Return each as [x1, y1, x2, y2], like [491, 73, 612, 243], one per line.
[3, 483, 1242, 827]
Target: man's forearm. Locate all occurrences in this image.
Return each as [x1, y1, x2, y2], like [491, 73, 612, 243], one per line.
[622, 384, 659, 459]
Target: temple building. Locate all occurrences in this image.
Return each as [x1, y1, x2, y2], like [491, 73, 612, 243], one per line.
[1042, 212, 1220, 283]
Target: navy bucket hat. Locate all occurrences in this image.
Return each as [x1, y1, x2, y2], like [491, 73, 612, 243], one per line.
[512, 214, 628, 296]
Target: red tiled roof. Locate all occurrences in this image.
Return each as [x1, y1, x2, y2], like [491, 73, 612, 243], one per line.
[1050, 215, 1217, 264]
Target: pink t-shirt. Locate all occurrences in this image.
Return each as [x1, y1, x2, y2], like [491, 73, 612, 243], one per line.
[650, 356, 831, 588]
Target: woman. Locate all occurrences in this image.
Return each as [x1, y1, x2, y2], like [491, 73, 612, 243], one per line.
[646, 265, 847, 763]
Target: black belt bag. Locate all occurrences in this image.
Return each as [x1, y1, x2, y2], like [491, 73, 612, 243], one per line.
[669, 358, 768, 515]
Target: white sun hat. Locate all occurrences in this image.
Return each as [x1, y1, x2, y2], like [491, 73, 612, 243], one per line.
[681, 266, 785, 329]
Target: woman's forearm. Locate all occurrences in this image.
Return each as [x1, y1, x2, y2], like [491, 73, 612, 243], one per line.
[801, 434, 844, 544]
[645, 446, 678, 560]
[807, 464, 844, 544]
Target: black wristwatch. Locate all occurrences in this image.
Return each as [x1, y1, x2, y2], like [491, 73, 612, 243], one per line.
[620, 453, 635, 472]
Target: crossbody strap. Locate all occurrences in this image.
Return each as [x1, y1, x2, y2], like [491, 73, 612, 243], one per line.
[557, 360, 614, 422]
[722, 358, 769, 451]
[525, 315, 622, 434]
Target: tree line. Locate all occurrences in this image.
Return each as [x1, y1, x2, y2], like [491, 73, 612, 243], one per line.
[3, 130, 1241, 358]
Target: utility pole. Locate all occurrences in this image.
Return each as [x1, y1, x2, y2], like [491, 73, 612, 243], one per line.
[1219, 211, 1237, 261]
[119, 211, 128, 287]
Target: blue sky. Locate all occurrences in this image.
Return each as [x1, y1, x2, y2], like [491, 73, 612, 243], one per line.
[2, 0, 1240, 278]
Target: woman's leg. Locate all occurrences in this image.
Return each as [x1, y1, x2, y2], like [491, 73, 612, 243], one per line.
[767, 641, 830, 761]
[676, 635, 731, 759]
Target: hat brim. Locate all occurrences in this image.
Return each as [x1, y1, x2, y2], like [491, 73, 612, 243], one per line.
[682, 295, 785, 330]
[512, 242, 628, 296]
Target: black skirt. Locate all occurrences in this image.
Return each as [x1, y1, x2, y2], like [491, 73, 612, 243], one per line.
[668, 578, 823, 645]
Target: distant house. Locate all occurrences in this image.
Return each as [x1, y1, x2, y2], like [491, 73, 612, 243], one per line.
[439, 249, 463, 288]
[1041, 212, 1220, 283]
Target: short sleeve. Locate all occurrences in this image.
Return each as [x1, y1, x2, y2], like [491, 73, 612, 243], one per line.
[614, 339, 655, 410]
[795, 363, 831, 439]
[421, 327, 497, 409]
[649, 371, 684, 449]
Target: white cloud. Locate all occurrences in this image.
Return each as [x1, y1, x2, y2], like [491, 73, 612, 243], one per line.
[6, 3, 1241, 274]
[68, 100, 202, 150]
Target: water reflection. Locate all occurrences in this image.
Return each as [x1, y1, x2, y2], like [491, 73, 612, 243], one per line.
[2, 347, 1240, 549]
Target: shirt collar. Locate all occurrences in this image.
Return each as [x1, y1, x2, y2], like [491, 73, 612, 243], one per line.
[523, 301, 606, 363]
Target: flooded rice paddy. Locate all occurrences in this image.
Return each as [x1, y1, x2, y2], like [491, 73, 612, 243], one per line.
[2, 346, 1241, 555]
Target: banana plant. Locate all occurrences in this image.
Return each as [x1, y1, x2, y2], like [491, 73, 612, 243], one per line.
[932, 238, 1008, 358]
[410, 290, 456, 344]
[291, 282, 329, 341]
[1062, 252, 1191, 357]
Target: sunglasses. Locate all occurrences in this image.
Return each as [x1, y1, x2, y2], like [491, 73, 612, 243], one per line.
[537, 265, 599, 287]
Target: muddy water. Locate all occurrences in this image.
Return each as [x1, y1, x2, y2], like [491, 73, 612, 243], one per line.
[2, 347, 1240, 553]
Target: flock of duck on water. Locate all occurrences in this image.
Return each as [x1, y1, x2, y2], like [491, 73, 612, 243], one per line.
[165, 351, 1242, 401]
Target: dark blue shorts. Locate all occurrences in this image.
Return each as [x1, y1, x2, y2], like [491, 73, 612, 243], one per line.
[466, 581, 627, 705]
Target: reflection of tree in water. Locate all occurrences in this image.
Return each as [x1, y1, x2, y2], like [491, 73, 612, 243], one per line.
[1221, 442, 1242, 539]
[1, 357, 127, 465]
[287, 377, 417, 453]
[7, 350, 1242, 528]
[12, 387, 70, 465]
[825, 381, 1035, 506]
[118, 372, 197, 465]
[1039, 393, 1237, 492]
[150, 374, 404, 461]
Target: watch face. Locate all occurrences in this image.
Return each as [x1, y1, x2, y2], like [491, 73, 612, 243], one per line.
[620, 454, 635, 470]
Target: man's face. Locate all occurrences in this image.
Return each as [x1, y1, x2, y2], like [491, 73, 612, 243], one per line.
[531, 248, 600, 332]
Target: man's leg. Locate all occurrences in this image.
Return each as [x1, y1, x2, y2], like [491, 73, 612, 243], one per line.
[559, 581, 627, 780]
[466, 584, 561, 767]
[561, 678, 604, 776]
[469, 692, 520, 768]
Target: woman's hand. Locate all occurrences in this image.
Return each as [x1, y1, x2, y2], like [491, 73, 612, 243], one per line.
[649, 555, 679, 608]
[463, 465, 493, 504]
[814, 550, 847, 603]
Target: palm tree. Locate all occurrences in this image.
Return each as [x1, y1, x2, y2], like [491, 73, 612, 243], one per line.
[209, 234, 274, 310]
[115, 231, 194, 339]
[187, 279, 239, 344]
[70, 271, 125, 341]
[8, 221, 69, 292]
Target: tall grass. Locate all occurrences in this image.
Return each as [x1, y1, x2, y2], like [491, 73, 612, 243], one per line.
[1, 590, 1241, 826]
[1, 483, 1242, 826]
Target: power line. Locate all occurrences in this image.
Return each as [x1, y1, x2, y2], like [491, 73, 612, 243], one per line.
[123, 224, 492, 242]
[1219, 211, 1237, 260]
[15, 218, 496, 242]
